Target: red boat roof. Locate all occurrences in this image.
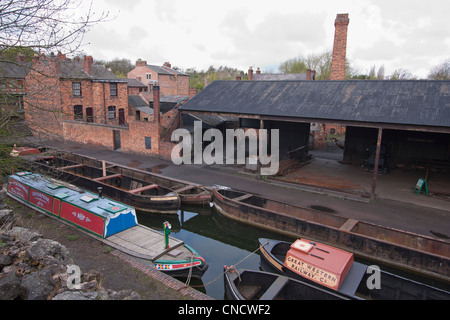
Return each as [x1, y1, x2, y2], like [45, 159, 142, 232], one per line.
[284, 239, 354, 290]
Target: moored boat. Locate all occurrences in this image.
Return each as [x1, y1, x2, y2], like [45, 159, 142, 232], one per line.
[212, 187, 450, 283]
[223, 267, 352, 300]
[29, 151, 212, 207]
[6, 171, 208, 278]
[258, 238, 450, 300]
[155, 244, 208, 279]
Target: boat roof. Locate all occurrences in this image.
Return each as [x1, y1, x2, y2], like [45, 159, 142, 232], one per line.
[10, 172, 134, 218]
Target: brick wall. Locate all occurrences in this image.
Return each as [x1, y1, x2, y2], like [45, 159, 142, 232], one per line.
[330, 14, 349, 81]
[121, 119, 160, 156]
[63, 121, 121, 149]
[24, 59, 64, 139]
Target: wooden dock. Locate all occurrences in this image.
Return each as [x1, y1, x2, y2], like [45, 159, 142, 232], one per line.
[103, 225, 184, 260]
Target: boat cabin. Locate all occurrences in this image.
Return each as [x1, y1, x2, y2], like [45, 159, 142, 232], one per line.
[7, 172, 137, 238]
[284, 239, 354, 291]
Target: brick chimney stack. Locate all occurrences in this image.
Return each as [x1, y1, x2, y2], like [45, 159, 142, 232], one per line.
[136, 59, 147, 67]
[82, 56, 93, 76]
[330, 13, 349, 80]
[163, 62, 172, 68]
[248, 66, 253, 81]
[153, 85, 160, 124]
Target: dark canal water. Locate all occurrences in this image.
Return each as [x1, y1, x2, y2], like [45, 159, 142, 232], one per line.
[137, 204, 450, 300]
[137, 204, 295, 300]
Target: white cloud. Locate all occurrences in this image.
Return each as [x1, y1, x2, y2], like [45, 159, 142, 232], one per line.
[80, 0, 450, 78]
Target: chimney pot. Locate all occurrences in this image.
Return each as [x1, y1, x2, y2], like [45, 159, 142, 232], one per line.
[256, 67, 261, 74]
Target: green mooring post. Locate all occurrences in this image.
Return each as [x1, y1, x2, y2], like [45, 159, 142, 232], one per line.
[163, 221, 171, 249]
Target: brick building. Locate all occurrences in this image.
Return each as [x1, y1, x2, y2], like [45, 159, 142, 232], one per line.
[24, 53, 129, 139]
[0, 54, 31, 116]
[127, 59, 190, 97]
[22, 53, 183, 159]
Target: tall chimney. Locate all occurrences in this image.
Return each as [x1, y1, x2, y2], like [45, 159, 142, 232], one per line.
[82, 56, 93, 75]
[153, 85, 160, 124]
[330, 13, 349, 80]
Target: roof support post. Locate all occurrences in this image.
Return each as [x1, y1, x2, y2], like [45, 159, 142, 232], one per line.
[370, 127, 383, 201]
[258, 119, 264, 179]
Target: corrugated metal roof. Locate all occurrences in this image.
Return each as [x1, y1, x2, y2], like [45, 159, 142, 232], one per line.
[181, 80, 450, 128]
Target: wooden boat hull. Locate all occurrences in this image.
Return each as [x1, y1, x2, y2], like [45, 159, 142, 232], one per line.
[31, 156, 181, 214]
[29, 151, 211, 207]
[155, 244, 208, 279]
[224, 267, 351, 300]
[258, 238, 450, 300]
[212, 188, 450, 283]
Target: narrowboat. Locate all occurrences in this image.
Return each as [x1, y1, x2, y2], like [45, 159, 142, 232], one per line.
[223, 267, 352, 300]
[258, 238, 450, 300]
[29, 151, 211, 207]
[212, 187, 450, 283]
[6, 171, 208, 279]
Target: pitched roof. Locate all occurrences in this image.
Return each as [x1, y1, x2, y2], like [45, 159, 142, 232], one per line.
[253, 73, 307, 81]
[124, 78, 147, 87]
[0, 61, 31, 79]
[59, 61, 122, 81]
[181, 80, 450, 129]
[146, 64, 188, 76]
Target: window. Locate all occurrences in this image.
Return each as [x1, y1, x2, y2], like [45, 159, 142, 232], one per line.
[146, 73, 151, 80]
[110, 83, 117, 96]
[72, 82, 81, 96]
[135, 110, 141, 121]
[145, 137, 151, 149]
[86, 107, 94, 123]
[108, 106, 116, 119]
[74, 105, 83, 120]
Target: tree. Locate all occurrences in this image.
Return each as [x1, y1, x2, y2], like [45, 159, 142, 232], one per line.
[388, 68, 416, 80]
[0, 0, 109, 176]
[278, 51, 354, 80]
[100, 58, 134, 78]
[428, 59, 450, 80]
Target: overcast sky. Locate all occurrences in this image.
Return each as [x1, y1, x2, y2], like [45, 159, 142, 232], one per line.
[82, 0, 450, 79]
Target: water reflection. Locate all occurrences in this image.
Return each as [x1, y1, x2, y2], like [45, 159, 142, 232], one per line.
[136, 204, 295, 300]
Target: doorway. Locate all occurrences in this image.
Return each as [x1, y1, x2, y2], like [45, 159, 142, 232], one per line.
[113, 130, 121, 150]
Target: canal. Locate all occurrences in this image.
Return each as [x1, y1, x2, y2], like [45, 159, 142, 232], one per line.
[137, 204, 296, 300]
[137, 204, 450, 300]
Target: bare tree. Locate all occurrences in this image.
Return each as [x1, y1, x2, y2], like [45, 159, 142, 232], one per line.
[0, 0, 110, 55]
[0, 0, 110, 176]
[428, 59, 450, 80]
